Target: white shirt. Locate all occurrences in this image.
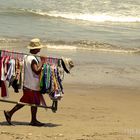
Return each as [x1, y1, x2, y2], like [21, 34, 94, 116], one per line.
[23, 55, 40, 91]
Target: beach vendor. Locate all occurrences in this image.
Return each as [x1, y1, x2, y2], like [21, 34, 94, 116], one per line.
[4, 38, 45, 126]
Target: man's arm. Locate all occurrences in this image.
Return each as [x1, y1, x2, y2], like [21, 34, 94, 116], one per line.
[31, 60, 43, 75]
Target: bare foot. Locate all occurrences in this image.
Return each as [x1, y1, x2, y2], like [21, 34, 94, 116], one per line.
[4, 111, 12, 125]
[29, 120, 45, 126]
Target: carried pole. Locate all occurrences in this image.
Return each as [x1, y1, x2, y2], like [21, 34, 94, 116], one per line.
[0, 99, 52, 109]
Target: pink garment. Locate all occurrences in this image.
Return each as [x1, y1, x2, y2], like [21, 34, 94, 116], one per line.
[1, 81, 8, 98]
[0, 56, 9, 98]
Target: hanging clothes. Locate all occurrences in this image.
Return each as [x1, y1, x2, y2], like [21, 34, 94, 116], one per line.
[49, 65, 63, 100]
[6, 59, 16, 82]
[6, 58, 22, 93]
[0, 55, 23, 94]
[12, 58, 22, 92]
[0, 56, 9, 98]
[40, 64, 64, 101]
[0, 50, 63, 100]
[40, 64, 51, 94]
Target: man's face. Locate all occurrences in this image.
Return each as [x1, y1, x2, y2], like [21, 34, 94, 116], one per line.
[32, 49, 41, 54]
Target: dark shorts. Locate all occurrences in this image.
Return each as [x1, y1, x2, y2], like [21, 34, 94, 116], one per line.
[20, 87, 41, 105]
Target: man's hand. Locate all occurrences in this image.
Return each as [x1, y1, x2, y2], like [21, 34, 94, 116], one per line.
[40, 57, 45, 64]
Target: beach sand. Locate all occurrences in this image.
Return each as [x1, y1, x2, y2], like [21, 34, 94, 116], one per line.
[0, 84, 140, 140]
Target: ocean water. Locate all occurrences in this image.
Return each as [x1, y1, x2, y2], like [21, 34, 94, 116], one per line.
[0, 0, 140, 50]
[0, 0, 140, 87]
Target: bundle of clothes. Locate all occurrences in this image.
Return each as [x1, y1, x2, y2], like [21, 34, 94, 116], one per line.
[0, 56, 22, 97]
[0, 50, 74, 103]
[40, 57, 74, 100]
[40, 64, 64, 100]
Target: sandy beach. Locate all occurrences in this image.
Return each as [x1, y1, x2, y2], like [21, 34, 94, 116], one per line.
[0, 83, 140, 140]
[1, 0, 140, 140]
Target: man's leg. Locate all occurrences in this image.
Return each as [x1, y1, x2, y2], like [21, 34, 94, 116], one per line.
[30, 106, 44, 126]
[4, 104, 24, 125]
[31, 106, 37, 122]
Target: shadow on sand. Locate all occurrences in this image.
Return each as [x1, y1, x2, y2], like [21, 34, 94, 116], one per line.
[0, 121, 62, 127]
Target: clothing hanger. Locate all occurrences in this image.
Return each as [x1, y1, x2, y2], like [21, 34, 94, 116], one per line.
[1, 50, 60, 65]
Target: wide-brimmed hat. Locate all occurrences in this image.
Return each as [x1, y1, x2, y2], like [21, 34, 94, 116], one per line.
[61, 57, 74, 73]
[27, 38, 43, 49]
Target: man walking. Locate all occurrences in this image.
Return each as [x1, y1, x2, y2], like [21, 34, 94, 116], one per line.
[4, 38, 45, 126]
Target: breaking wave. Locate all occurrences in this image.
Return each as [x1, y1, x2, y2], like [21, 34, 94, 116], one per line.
[0, 38, 140, 54]
[45, 40, 140, 54]
[27, 9, 140, 23]
[2, 7, 140, 23]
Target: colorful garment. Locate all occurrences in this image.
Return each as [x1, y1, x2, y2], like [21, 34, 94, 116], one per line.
[0, 56, 9, 97]
[40, 64, 51, 94]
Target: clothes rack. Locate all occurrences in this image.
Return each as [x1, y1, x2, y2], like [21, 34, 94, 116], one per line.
[0, 49, 59, 65]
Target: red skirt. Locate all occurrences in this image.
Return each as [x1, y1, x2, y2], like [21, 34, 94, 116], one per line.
[20, 87, 41, 105]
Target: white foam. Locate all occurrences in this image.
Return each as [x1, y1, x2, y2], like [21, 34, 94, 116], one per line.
[29, 9, 140, 23]
[46, 44, 77, 50]
[0, 38, 18, 42]
[48, 13, 140, 22]
[90, 48, 140, 53]
[77, 46, 140, 53]
[45, 44, 140, 54]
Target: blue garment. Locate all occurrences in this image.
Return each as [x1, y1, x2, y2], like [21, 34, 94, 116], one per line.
[40, 64, 51, 94]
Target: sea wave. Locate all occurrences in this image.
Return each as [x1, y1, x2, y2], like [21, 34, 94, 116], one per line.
[0, 38, 140, 54]
[42, 12, 140, 23]
[2, 7, 140, 23]
[29, 10, 140, 22]
[0, 38, 20, 43]
[45, 40, 140, 54]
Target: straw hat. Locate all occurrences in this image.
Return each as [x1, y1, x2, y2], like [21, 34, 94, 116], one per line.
[61, 57, 74, 73]
[27, 38, 43, 49]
